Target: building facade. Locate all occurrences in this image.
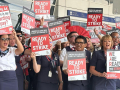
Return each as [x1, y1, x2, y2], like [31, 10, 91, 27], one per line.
[52, 0, 120, 29]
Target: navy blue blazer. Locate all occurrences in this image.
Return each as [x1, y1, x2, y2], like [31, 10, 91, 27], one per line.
[116, 46, 120, 88]
[91, 50, 116, 90]
[36, 52, 60, 83]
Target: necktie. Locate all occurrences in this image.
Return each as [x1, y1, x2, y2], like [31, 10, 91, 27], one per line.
[71, 47, 76, 51]
[113, 46, 118, 50]
[0, 48, 9, 57]
[115, 46, 118, 50]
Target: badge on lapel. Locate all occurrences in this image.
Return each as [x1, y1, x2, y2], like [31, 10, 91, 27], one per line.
[54, 56, 57, 60]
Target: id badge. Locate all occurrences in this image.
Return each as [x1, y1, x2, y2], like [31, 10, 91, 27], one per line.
[48, 71, 52, 77]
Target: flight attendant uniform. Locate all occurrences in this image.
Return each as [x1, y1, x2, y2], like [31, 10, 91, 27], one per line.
[13, 45, 24, 90]
[36, 52, 60, 90]
[114, 46, 120, 89]
[91, 50, 116, 90]
[15, 56, 24, 90]
[0, 47, 18, 90]
[63, 50, 91, 90]
[60, 45, 75, 90]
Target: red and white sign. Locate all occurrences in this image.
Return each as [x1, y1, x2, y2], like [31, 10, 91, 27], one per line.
[48, 20, 67, 46]
[87, 8, 103, 30]
[115, 17, 120, 29]
[67, 51, 87, 81]
[35, 19, 49, 28]
[116, 23, 120, 29]
[0, 4, 13, 35]
[102, 23, 112, 31]
[20, 55, 29, 69]
[21, 7, 35, 34]
[107, 50, 120, 79]
[57, 16, 71, 33]
[30, 28, 50, 56]
[89, 30, 100, 43]
[34, 0, 50, 19]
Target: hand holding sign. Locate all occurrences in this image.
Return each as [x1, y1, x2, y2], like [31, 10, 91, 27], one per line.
[94, 28, 99, 35]
[40, 17, 44, 26]
[31, 52, 36, 60]
[101, 72, 107, 78]
[12, 29, 16, 37]
[56, 40, 61, 46]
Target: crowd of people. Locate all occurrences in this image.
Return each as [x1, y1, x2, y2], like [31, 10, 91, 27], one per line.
[0, 18, 120, 90]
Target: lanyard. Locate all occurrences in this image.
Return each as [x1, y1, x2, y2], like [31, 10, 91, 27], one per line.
[46, 55, 53, 62]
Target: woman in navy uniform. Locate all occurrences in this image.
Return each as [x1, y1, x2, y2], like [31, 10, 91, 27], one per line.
[9, 34, 24, 90]
[0, 30, 24, 90]
[31, 36, 63, 90]
[90, 35, 116, 90]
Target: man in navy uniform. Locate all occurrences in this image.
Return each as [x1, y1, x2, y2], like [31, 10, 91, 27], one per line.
[110, 32, 120, 90]
[62, 35, 91, 90]
[59, 31, 78, 90]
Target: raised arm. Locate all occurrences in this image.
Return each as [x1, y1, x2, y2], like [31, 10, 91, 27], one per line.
[13, 30, 24, 55]
[94, 28, 102, 40]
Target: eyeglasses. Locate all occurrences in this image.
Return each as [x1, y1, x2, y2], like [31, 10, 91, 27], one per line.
[112, 36, 120, 39]
[1, 38, 10, 41]
[17, 35, 22, 37]
[75, 42, 85, 45]
[70, 35, 78, 38]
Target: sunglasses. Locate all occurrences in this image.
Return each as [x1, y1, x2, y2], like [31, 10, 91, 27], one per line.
[1, 38, 10, 41]
[17, 35, 22, 37]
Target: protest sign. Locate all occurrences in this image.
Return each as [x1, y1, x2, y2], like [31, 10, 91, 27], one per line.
[87, 8, 103, 30]
[0, 4, 13, 35]
[35, 19, 41, 28]
[20, 55, 29, 69]
[35, 19, 53, 28]
[102, 23, 112, 31]
[30, 28, 50, 56]
[115, 17, 120, 29]
[34, 0, 50, 19]
[48, 20, 67, 45]
[106, 29, 120, 36]
[21, 7, 35, 34]
[107, 50, 120, 79]
[57, 16, 71, 33]
[67, 51, 87, 81]
[89, 30, 100, 43]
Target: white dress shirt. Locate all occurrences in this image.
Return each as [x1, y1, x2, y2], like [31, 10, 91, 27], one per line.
[62, 50, 85, 71]
[59, 44, 75, 61]
[115, 45, 118, 50]
[0, 47, 17, 71]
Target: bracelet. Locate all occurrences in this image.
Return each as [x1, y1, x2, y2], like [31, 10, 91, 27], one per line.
[58, 49, 61, 50]
[60, 81, 63, 83]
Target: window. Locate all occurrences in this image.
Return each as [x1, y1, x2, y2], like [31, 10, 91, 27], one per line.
[71, 21, 80, 26]
[80, 22, 87, 29]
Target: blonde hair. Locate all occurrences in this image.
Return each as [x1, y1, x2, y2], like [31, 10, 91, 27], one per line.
[100, 35, 113, 49]
[85, 37, 94, 52]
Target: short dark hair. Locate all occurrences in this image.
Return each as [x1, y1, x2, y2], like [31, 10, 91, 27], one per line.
[0, 34, 9, 38]
[75, 35, 87, 44]
[110, 32, 118, 37]
[0, 35, 2, 38]
[16, 30, 22, 34]
[67, 31, 78, 38]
